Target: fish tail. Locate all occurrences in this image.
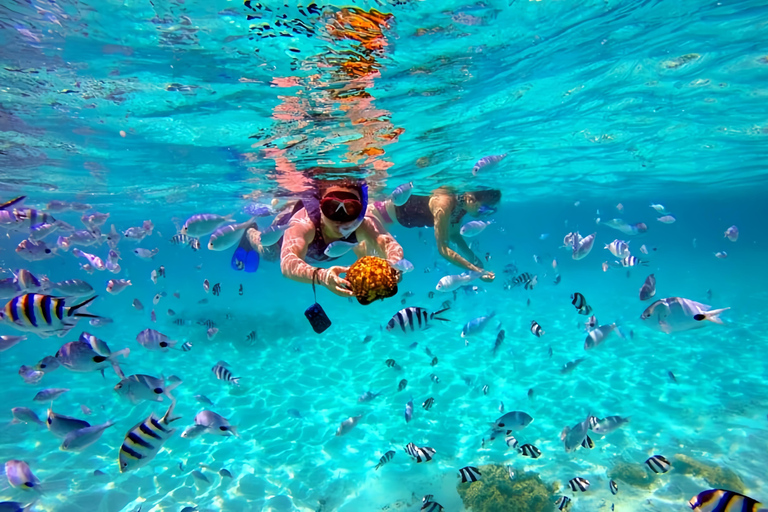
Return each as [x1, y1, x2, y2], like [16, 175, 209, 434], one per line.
[69, 295, 98, 318]
[231, 377, 241, 387]
[694, 307, 730, 324]
[433, 307, 451, 322]
[162, 400, 182, 424]
[111, 347, 130, 359]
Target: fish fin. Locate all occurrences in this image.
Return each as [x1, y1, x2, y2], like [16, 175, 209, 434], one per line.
[693, 307, 729, 324]
[228, 425, 241, 438]
[164, 379, 182, 401]
[231, 377, 241, 387]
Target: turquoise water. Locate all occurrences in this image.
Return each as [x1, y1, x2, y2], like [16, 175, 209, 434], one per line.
[2, 0, 768, 511]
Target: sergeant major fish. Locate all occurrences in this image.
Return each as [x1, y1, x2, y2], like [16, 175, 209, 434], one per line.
[0, 294, 100, 338]
[118, 401, 181, 473]
[386, 307, 450, 333]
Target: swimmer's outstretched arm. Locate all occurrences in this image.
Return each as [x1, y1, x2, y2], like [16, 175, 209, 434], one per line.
[280, 213, 353, 296]
[431, 197, 483, 274]
[452, 235, 484, 269]
[356, 215, 404, 265]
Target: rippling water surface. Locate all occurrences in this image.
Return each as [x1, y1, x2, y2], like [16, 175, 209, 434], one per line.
[1, 0, 767, 511]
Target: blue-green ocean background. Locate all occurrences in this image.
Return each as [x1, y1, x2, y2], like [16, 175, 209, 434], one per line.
[1, 0, 768, 511]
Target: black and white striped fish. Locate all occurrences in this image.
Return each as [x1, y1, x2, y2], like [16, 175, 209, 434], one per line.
[458, 466, 481, 483]
[645, 454, 670, 474]
[568, 477, 590, 492]
[211, 362, 240, 386]
[555, 496, 571, 511]
[404, 442, 436, 463]
[422, 397, 435, 411]
[197, 319, 215, 329]
[609, 479, 618, 495]
[245, 331, 256, 343]
[571, 292, 593, 315]
[511, 272, 536, 290]
[505, 435, 518, 449]
[530, 320, 544, 337]
[492, 329, 505, 356]
[421, 500, 444, 512]
[385, 358, 397, 368]
[430, 356, 438, 366]
[398, 379, 407, 391]
[0, 294, 99, 337]
[173, 318, 186, 326]
[620, 255, 647, 267]
[374, 450, 395, 470]
[118, 401, 181, 472]
[482, 384, 489, 395]
[169, 234, 199, 250]
[386, 307, 450, 333]
[518, 443, 542, 458]
[181, 342, 192, 352]
[212, 283, 221, 296]
[430, 374, 440, 383]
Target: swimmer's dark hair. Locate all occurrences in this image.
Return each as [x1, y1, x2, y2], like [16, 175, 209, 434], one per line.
[306, 166, 367, 198]
[471, 189, 501, 206]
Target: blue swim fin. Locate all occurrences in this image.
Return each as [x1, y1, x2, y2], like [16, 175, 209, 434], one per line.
[231, 228, 259, 273]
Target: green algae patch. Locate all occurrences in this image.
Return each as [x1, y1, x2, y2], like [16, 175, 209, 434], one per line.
[673, 454, 746, 494]
[457, 464, 555, 512]
[608, 461, 655, 489]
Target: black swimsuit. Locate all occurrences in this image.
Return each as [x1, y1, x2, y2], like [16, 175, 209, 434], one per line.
[394, 194, 467, 229]
[274, 196, 358, 263]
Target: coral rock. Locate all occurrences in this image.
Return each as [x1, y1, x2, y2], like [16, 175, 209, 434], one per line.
[346, 256, 399, 305]
[457, 464, 555, 512]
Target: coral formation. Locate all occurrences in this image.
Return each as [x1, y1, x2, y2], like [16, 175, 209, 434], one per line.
[673, 454, 746, 493]
[346, 256, 399, 305]
[608, 461, 655, 489]
[457, 464, 555, 512]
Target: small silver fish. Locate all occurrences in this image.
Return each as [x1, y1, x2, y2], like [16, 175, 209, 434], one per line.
[336, 414, 363, 436]
[33, 388, 69, 402]
[11, 407, 44, 426]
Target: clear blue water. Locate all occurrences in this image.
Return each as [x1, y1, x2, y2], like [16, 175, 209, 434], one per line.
[1, 0, 768, 511]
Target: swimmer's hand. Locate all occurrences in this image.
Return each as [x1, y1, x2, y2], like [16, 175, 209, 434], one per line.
[480, 271, 495, 283]
[323, 266, 354, 297]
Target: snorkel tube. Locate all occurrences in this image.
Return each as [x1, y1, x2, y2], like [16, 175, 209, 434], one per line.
[338, 180, 369, 237]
